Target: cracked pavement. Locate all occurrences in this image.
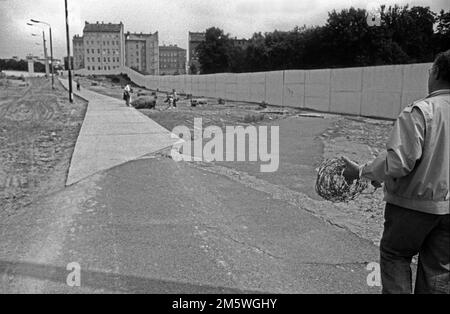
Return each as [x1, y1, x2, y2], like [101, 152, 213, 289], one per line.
[0, 155, 379, 293]
[0, 88, 381, 293]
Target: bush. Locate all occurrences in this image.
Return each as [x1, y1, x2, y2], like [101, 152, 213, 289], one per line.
[131, 96, 156, 109]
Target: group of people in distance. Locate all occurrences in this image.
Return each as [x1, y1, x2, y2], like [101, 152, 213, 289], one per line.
[123, 84, 178, 109]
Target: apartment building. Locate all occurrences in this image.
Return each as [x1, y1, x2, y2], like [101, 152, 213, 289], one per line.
[73, 35, 84, 70]
[159, 45, 186, 75]
[125, 32, 159, 75]
[188, 32, 205, 74]
[74, 21, 125, 73]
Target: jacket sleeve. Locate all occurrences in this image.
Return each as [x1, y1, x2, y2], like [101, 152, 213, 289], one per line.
[361, 106, 426, 182]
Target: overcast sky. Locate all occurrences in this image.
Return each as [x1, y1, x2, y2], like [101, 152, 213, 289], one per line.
[0, 0, 448, 59]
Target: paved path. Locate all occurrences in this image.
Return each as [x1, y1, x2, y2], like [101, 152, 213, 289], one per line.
[0, 83, 380, 293]
[60, 79, 176, 186]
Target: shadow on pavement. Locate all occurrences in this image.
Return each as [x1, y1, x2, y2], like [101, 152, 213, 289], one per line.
[0, 260, 261, 294]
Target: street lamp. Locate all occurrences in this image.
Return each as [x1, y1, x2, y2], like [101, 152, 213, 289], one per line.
[30, 19, 54, 89]
[27, 23, 50, 80]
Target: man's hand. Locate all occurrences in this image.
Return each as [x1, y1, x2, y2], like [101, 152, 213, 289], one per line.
[342, 157, 383, 189]
[342, 156, 360, 184]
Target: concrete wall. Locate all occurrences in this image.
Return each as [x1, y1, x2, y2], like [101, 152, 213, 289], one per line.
[305, 69, 331, 112]
[401, 63, 430, 113]
[249, 72, 266, 103]
[284, 70, 305, 108]
[215, 73, 227, 99]
[75, 62, 432, 119]
[265, 71, 284, 106]
[361, 65, 404, 119]
[331, 68, 363, 115]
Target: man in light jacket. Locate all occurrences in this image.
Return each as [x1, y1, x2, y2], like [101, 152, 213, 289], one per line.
[343, 50, 450, 294]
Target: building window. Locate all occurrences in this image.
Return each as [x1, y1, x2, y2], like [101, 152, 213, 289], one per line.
[87, 66, 90, 70]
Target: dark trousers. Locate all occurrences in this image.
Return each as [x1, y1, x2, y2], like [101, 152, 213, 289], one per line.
[380, 203, 449, 294]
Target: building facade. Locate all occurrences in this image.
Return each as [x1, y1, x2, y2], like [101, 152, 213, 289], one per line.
[159, 45, 186, 75]
[231, 38, 249, 49]
[188, 32, 205, 74]
[73, 35, 84, 70]
[76, 21, 125, 73]
[125, 32, 159, 75]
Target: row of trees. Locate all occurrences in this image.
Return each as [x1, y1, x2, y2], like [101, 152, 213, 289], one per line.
[196, 5, 450, 74]
[0, 58, 47, 73]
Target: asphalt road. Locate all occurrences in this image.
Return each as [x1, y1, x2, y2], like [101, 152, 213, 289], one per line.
[0, 150, 379, 293]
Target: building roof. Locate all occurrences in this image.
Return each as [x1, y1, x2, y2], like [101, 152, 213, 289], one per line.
[83, 21, 123, 33]
[159, 45, 186, 52]
[125, 32, 158, 42]
[73, 35, 83, 42]
[188, 32, 205, 41]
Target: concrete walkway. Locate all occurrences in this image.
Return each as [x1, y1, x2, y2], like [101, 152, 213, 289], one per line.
[0, 83, 380, 293]
[60, 79, 177, 186]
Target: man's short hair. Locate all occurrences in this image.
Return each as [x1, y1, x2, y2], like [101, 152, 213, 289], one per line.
[434, 50, 450, 83]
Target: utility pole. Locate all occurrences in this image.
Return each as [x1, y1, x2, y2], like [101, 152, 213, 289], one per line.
[48, 27, 54, 89]
[42, 30, 50, 78]
[65, 0, 73, 103]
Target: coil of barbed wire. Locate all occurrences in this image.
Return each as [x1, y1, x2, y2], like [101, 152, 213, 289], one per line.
[315, 158, 368, 202]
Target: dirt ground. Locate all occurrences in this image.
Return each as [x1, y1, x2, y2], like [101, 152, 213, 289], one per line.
[320, 116, 393, 245]
[81, 75, 393, 245]
[0, 76, 87, 216]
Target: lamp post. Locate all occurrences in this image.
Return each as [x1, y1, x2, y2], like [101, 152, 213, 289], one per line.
[27, 23, 49, 79]
[30, 19, 54, 89]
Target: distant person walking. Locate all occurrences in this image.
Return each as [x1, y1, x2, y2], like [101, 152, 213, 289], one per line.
[343, 50, 450, 294]
[76, 79, 81, 91]
[172, 89, 178, 108]
[123, 84, 132, 107]
[164, 92, 174, 109]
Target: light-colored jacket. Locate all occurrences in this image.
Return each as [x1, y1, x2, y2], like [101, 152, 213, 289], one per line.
[362, 89, 449, 215]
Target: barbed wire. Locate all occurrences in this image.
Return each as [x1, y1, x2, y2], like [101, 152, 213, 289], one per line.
[315, 158, 368, 202]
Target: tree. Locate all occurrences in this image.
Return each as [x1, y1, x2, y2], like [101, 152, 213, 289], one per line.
[0, 58, 46, 73]
[189, 63, 198, 74]
[196, 27, 233, 74]
[196, 5, 448, 74]
[434, 10, 450, 52]
[382, 5, 436, 62]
